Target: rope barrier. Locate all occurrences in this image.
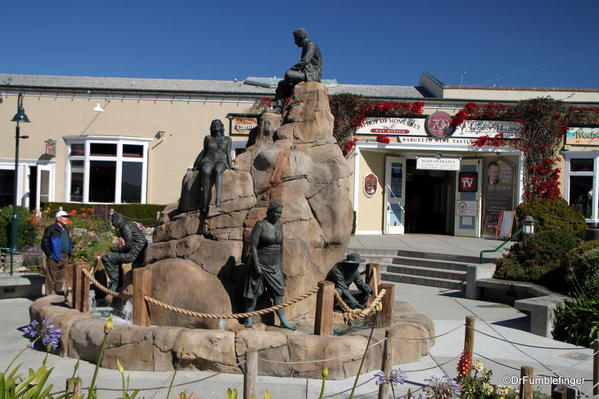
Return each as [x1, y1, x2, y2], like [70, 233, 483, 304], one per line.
[144, 287, 319, 319]
[80, 267, 132, 299]
[322, 376, 377, 398]
[394, 324, 463, 341]
[257, 338, 388, 364]
[402, 354, 462, 373]
[473, 352, 523, 372]
[474, 328, 593, 351]
[78, 360, 247, 393]
[452, 298, 563, 377]
[333, 288, 387, 323]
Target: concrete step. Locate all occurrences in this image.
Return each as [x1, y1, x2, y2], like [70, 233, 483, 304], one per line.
[363, 255, 469, 272]
[381, 272, 466, 290]
[348, 247, 496, 264]
[384, 264, 467, 281]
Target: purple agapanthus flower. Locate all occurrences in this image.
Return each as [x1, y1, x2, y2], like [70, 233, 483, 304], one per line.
[425, 375, 461, 399]
[374, 368, 408, 385]
[23, 318, 62, 350]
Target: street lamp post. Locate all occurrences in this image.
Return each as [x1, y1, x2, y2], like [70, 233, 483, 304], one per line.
[9, 93, 30, 275]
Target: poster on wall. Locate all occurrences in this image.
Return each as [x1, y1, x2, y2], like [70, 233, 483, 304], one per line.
[482, 158, 515, 237]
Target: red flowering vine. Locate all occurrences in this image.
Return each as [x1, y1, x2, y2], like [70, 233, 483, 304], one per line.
[376, 134, 391, 144]
[330, 94, 424, 158]
[452, 98, 599, 200]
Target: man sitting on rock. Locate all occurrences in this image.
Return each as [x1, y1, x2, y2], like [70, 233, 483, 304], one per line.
[271, 28, 322, 113]
[102, 211, 147, 292]
[326, 253, 373, 310]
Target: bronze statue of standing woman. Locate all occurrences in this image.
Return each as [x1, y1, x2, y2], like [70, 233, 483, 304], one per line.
[192, 119, 232, 233]
[243, 201, 295, 330]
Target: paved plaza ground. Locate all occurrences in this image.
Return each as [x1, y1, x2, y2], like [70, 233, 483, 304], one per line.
[0, 234, 594, 398]
[0, 287, 594, 399]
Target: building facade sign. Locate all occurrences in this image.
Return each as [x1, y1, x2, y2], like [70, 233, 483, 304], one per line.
[416, 157, 461, 171]
[425, 112, 455, 138]
[363, 173, 378, 197]
[356, 117, 522, 140]
[566, 127, 599, 145]
[355, 117, 424, 135]
[231, 116, 258, 135]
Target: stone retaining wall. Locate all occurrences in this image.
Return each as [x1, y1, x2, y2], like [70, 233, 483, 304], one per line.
[30, 295, 435, 379]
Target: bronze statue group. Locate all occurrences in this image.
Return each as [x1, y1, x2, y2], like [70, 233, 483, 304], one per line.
[41, 28, 373, 330]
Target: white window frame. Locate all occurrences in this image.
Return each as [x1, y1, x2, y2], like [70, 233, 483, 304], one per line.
[0, 159, 55, 209]
[64, 136, 152, 204]
[563, 151, 599, 224]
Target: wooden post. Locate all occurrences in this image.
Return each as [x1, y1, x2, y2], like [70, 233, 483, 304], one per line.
[519, 366, 534, 399]
[376, 283, 395, 328]
[551, 384, 576, 399]
[378, 329, 396, 399]
[71, 263, 80, 310]
[78, 264, 89, 313]
[594, 339, 598, 396]
[132, 268, 152, 326]
[314, 280, 335, 336]
[464, 316, 475, 354]
[66, 377, 82, 398]
[244, 349, 257, 399]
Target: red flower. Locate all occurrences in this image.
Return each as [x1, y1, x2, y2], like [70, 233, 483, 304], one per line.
[457, 351, 472, 376]
[68, 210, 76, 216]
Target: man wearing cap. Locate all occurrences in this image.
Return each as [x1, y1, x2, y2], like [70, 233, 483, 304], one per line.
[41, 210, 73, 295]
[326, 253, 373, 310]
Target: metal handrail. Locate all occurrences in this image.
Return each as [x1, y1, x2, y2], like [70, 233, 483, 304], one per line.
[479, 227, 522, 264]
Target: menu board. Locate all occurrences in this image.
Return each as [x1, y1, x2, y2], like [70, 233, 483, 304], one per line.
[482, 159, 515, 237]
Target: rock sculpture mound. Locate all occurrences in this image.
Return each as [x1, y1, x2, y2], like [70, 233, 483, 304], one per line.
[147, 82, 353, 328]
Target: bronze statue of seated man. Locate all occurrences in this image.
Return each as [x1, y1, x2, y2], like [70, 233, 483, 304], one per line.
[271, 28, 322, 113]
[325, 253, 373, 311]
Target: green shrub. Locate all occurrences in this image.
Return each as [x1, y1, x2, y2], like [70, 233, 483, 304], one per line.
[517, 198, 586, 238]
[0, 206, 36, 250]
[44, 202, 165, 227]
[566, 247, 599, 297]
[494, 229, 579, 285]
[552, 295, 599, 347]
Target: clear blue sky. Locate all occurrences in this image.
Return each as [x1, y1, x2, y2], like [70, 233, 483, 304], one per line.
[2, 0, 598, 89]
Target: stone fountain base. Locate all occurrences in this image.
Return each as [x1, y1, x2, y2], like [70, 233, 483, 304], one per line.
[30, 295, 435, 379]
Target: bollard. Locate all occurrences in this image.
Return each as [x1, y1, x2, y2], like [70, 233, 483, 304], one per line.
[66, 377, 82, 398]
[244, 349, 257, 399]
[464, 316, 475, 354]
[551, 384, 577, 399]
[132, 268, 152, 326]
[71, 263, 80, 310]
[378, 329, 396, 399]
[376, 283, 394, 328]
[519, 366, 534, 399]
[594, 339, 598, 396]
[78, 264, 90, 313]
[314, 280, 335, 336]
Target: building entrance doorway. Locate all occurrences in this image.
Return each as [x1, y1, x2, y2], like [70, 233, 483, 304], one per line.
[405, 159, 456, 235]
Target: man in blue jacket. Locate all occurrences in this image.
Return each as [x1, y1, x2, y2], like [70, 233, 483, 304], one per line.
[41, 210, 72, 295]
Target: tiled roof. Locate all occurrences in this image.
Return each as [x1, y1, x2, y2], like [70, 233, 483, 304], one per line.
[0, 73, 428, 99]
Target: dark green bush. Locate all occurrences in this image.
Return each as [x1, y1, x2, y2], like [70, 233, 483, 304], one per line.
[494, 229, 579, 285]
[552, 295, 599, 347]
[44, 203, 165, 227]
[566, 247, 599, 297]
[0, 206, 36, 250]
[517, 198, 586, 238]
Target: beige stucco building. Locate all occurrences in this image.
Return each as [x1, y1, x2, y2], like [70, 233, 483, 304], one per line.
[1, 72, 598, 238]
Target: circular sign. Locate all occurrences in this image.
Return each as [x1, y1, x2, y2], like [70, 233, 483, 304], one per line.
[425, 111, 455, 138]
[363, 173, 378, 198]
